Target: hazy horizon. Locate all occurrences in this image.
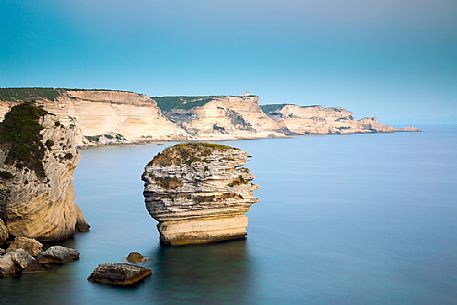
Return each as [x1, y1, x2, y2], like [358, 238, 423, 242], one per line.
[1, 0, 456, 124]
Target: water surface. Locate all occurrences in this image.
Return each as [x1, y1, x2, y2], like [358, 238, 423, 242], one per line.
[1, 125, 457, 305]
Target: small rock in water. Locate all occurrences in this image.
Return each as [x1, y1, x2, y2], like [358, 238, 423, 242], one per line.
[88, 263, 152, 286]
[0, 253, 17, 277]
[36, 246, 79, 264]
[126, 252, 147, 264]
[7, 237, 43, 257]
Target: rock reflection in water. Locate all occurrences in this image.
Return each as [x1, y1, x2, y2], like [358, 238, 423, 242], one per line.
[150, 240, 253, 305]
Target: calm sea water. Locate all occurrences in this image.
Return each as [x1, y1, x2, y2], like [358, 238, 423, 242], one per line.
[1, 125, 457, 305]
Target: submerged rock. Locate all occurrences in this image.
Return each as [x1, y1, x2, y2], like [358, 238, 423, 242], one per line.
[36, 246, 79, 264]
[0, 103, 86, 241]
[126, 252, 147, 264]
[88, 263, 152, 286]
[6, 237, 43, 257]
[142, 142, 259, 246]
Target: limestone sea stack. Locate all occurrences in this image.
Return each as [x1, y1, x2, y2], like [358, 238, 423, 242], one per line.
[0, 103, 88, 241]
[142, 143, 259, 246]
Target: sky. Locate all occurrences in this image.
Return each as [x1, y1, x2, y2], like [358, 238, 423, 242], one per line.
[1, 0, 456, 123]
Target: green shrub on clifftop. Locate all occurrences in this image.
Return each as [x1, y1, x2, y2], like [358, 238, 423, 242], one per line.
[0, 103, 48, 177]
[0, 88, 64, 102]
[150, 142, 236, 167]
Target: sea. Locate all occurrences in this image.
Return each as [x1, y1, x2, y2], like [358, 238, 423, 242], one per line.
[1, 125, 456, 305]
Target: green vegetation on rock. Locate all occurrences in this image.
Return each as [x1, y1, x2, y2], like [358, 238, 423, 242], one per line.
[154, 176, 183, 189]
[0, 88, 64, 102]
[153, 96, 220, 112]
[260, 104, 322, 113]
[0, 88, 140, 103]
[150, 142, 237, 167]
[228, 175, 251, 187]
[0, 103, 48, 177]
[260, 104, 289, 113]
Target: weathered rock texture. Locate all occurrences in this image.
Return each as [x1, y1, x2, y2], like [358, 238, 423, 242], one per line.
[88, 263, 152, 286]
[0, 103, 87, 241]
[0, 243, 77, 277]
[142, 143, 259, 246]
[0, 89, 187, 147]
[0, 89, 419, 147]
[156, 95, 288, 140]
[0, 219, 7, 245]
[261, 104, 420, 134]
[36, 246, 79, 264]
[6, 237, 43, 257]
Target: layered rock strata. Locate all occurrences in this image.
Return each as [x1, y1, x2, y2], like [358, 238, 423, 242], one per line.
[262, 104, 420, 134]
[142, 143, 259, 246]
[0, 89, 419, 148]
[0, 89, 188, 147]
[0, 103, 88, 241]
[156, 95, 288, 139]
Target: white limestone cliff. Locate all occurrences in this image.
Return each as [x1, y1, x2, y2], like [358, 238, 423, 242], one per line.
[262, 104, 420, 134]
[157, 96, 289, 139]
[0, 103, 87, 241]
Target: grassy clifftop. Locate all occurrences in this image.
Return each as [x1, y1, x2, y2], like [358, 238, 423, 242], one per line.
[153, 96, 221, 112]
[260, 104, 289, 113]
[261, 104, 323, 113]
[0, 87, 140, 102]
[0, 88, 65, 102]
[154, 95, 258, 112]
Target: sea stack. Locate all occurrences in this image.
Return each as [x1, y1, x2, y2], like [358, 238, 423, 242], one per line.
[0, 103, 88, 241]
[142, 143, 259, 246]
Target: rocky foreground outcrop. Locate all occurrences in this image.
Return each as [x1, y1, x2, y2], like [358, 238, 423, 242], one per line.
[0, 239, 79, 278]
[0, 103, 88, 241]
[142, 143, 259, 246]
[261, 104, 420, 134]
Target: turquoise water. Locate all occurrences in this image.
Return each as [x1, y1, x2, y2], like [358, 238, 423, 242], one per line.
[1, 125, 457, 305]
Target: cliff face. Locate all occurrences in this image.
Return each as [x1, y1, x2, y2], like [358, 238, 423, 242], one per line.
[262, 104, 420, 134]
[142, 143, 259, 246]
[0, 89, 188, 147]
[0, 103, 86, 241]
[0, 89, 419, 147]
[156, 96, 288, 139]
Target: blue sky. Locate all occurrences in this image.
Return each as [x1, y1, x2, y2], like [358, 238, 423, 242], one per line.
[1, 0, 456, 123]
